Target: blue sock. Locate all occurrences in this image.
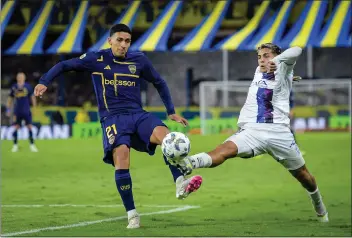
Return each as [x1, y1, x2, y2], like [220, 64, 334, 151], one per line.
[115, 169, 135, 212]
[13, 130, 18, 145]
[163, 155, 183, 182]
[29, 129, 34, 144]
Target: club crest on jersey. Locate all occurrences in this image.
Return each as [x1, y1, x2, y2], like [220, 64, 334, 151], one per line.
[128, 65, 136, 74]
[109, 135, 115, 145]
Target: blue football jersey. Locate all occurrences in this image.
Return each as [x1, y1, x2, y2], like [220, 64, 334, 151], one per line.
[40, 49, 175, 120]
[9, 82, 33, 114]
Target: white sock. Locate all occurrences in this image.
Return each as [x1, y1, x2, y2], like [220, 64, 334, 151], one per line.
[127, 209, 138, 219]
[307, 188, 327, 215]
[307, 188, 322, 204]
[188, 152, 212, 169]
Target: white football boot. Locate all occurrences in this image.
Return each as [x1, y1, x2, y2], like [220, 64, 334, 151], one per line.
[176, 175, 202, 200]
[313, 200, 329, 222]
[30, 144, 38, 152]
[11, 144, 19, 152]
[317, 212, 329, 223]
[175, 157, 194, 176]
[127, 210, 140, 229]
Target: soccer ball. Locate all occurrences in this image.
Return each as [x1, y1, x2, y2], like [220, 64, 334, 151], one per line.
[161, 132, 191, 164]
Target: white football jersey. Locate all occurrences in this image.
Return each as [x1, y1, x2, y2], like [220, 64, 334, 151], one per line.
[237, 56, 296, 128]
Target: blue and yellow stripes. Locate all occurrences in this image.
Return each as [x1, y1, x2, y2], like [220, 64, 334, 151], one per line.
[89, 1, 141, 52]
[172, 0, 230, 51]
[214, 1, 270, 50]
[5, 0, 54, 55]
[1, 0, 16, 39]
[130, 1, 183, 52]
[246, 1, 294, 50]
[316, 1, 351, 47]
[281, 1, 328, 48]
[47, 1, 89, 54]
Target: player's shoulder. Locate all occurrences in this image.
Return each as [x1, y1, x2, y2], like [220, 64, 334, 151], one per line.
[10, 83, 18, 89]
[126, 51, 148, 62]
[24, 82, 32, 88]
[78, 50, 104, 61]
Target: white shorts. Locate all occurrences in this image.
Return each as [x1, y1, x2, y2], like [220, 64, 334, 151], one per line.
[225, 123, 305, 170]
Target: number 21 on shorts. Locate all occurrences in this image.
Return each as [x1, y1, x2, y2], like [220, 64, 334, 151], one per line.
[106, 124, 117, 145]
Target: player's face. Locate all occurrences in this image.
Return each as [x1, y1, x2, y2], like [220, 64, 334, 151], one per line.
[108, 32, 131, 58]
[16, 72, 26, 87]
[257, 48, 276, 72]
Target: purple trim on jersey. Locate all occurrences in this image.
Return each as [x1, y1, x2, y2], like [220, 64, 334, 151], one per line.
[262, 72, 275, 80]
[256, 87, 274, 123]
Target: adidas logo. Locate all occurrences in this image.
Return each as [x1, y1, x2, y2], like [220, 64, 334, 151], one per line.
[104, 65, 111, 70]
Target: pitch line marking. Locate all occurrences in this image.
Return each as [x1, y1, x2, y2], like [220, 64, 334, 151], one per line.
[2, 204, 185, 208]
[2, 205, 200, 237]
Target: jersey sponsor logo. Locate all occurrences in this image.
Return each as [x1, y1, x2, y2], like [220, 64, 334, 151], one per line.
[128, 65, 136, 74]
[104, 65, 111, 70]
[15, 88, 29, 98]
[104, 78, 136, 87]
[252, 79, 268, 88]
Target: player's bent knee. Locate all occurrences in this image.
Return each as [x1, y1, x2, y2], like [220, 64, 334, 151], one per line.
[290, 165, 316, 186]
[150, 126, 170, 145]
[290, 164, 308, 178]
[112, 145, 130, 169]
[209, 141, 238, 162]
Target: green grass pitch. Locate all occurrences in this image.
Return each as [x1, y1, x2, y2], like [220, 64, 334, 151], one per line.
[1, 132, 351, 236]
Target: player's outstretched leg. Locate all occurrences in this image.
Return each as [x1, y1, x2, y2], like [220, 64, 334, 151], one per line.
[113, 145, 140, 229]
[27, 124, 38, 152]
[289, 165, 328, 222]
[177, 141, 239, 175]
[150, 126, 203, 199]
[11, 125, 19, 152]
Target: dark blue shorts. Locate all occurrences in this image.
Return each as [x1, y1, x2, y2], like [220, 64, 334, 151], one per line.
[14, 112, 32, 125]
[101, 112, 167, 165]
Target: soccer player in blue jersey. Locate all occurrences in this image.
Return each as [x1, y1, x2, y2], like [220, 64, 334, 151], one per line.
[7, 72, 38, 152]
[34, 24, 202, 229]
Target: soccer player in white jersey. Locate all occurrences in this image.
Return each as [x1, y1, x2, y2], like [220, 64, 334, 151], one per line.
[174, 43, 328, 222]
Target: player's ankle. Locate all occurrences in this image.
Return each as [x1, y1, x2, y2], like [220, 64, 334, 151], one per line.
[127, 209, 138, 219]
[189, 152, 212, 169]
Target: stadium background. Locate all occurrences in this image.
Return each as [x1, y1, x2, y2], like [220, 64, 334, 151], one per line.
[1, 0, 351, 236]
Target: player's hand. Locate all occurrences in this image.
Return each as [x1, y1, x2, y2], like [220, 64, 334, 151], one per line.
[168, 114, 189, 127]
[34, 84, 47, 97]
[293, 76, 302, 82]
[266, 61, 277, 73]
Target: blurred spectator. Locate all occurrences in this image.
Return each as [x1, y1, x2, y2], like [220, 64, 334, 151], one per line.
[1, 104, 11, 126]
[74, 102, 91, 123]
[51, 110, 64, 125]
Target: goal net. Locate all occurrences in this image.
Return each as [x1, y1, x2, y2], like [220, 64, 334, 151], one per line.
[199, 79, 351, 135]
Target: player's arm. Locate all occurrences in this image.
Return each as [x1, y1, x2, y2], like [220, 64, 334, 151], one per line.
[142, 56, 188, 126]
[6, 97, 13, 117]
[35, 53, 96, 96]
[31, 95, 37, 107]
[272, 46, 302, 66]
